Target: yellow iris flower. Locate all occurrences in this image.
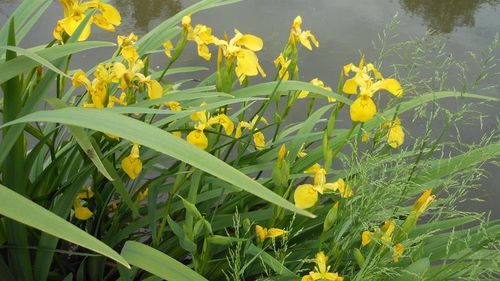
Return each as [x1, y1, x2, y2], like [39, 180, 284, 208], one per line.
[121, 144, 143, 180]
[117, 33, 138, 48]
[186, 106, 235, 150]
[290, 16, 319, 50]
[301, 252, 343, 281]
[343, 57, 403, 122]
[298, 78, 335, 103]
[255, 225, 288, 242]
[294, 164, 351, 209]
[54, 0, 121, 42]
[235, 115, 268, 150]
[216, 29, 267, 83]
[73, 187, 94, 220]
[181, 14, 218, 60]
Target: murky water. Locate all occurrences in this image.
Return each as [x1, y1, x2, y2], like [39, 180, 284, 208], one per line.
[1, 0, 499, 216]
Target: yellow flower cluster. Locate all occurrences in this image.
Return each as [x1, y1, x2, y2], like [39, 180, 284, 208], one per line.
[255, 225, 287, 242]
[72, 34, 163, 108]
[54, 0, 121, 42]
[301, 252, 343, 281]
[294, 164, 352, 209]
[343, 57, 403, 122]
[73, 187, 94, 220]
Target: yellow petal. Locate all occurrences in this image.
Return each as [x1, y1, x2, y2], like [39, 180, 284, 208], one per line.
[147, 80, 163, 100]
[121, 155, 142, 179]
[72, 70, 91, 89]
[197, 43, 211, 61]
[75, 206, 94, 220]
[92, 14, 115, 32]
[236, 49, 259, 76]
[187, 130, 209, 150]
[77, 188, 94, 199]
[253, 131, 266, 150]
[371, 78, 403, 97]
[137, 188, 148, 202]
[121, 45, 139, 64]
[97, 2, 121, 26]
[215, 114, 234, 135]
[304, 163, 321, 174]
[350, 96, 377, 122]
[301, 275, 314, 281]
[342, 78, 358, 94]
[236, 33, 263, 51]
[266, 228, 287, 238]
[163, 40, 174, 58]
[255, 225, 267, 241]
[294, 184, 318, 209]
[298, 90, 309, 99]
[413, 189, 436, 216]
[361, 231, 373, 246]
[315, 251, 328, 274]
[171, 131, 182, 138]
[387, 124, 405, 148]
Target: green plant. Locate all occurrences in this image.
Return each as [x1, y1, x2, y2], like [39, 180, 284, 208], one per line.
[0, 1, 498, 280]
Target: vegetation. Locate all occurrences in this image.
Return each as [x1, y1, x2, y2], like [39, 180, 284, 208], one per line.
[0, 0, 498, 280]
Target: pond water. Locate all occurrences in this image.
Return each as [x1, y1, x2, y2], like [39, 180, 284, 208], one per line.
[0, 0, 499, 217]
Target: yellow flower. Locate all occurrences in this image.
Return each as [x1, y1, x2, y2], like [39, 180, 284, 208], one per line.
[181, 14, 217, 60]
[295, 164, 350, 208]
[186, 107, 234, 150]
[163, 40, 174, 58]
[290, 16, 319, 50]
[344, 57, 403, 122]
[121, 144, 142, 179]
[235, 115, 268, 150]
[73, 187, 94, 220]
[274, 53, 292, 80]
[187, 129, 209, 150]
[294, 184, 318, 209]
[393, 243, 404, 263]
[54, 0, 121, 42]
[361, 231, 373, 247]
[277, 144, 287, 163]
[302, 252, 343, 281]
[117, 33, 138, 48]
[216, 30, 266, 83]
[298, 78, 335, 102]
[255, 225, 287, 241]
[413, 189, 436, 217]
[382, 117, 405, 148]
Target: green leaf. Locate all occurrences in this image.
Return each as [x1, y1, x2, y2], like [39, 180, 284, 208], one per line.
[395, 258, 430, 281]
[2, 108, 314, 218]
[0, 41, 115, 84]
[246, 244, 297, 277]
[121, 241, 208, 281]
[0, 46, 70, 78]
[0, 184, 130, 268]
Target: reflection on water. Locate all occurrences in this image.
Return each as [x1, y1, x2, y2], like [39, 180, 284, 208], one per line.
[400, 0, 500, 33]
[112, 0, 182, 32]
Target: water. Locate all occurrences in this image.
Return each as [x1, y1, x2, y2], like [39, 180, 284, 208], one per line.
[0, 0, 499, 217]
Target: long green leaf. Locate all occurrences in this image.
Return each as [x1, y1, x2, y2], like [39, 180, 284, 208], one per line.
[121, 241, 208, 281]
[1, 108, 315, 218]
[0, 41, 114, 84]
[0, 184, 130, 268]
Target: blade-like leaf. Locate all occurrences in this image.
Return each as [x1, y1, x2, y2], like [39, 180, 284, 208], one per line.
[0, 184, 130, 268]
[121, 241, 208, 281]
[1, 108, 315, 218]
